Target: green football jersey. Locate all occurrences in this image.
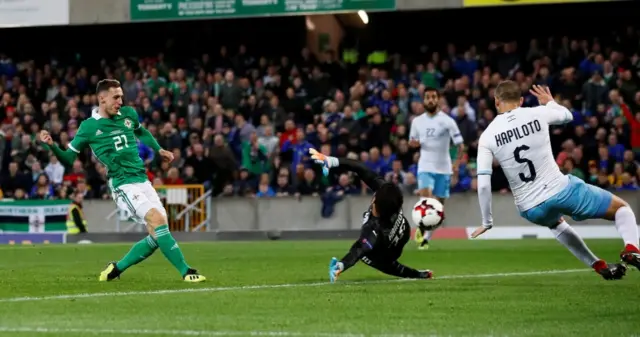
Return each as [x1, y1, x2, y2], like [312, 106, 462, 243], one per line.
[69, 106, 148, 189]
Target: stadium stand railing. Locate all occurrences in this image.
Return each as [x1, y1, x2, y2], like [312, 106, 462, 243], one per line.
[175, 188, 213, 232]
[157, 184, 206, 232]
[105, 184, 209, 232]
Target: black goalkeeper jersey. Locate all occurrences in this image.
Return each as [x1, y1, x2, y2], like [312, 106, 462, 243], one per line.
[332, 158, 410, 271]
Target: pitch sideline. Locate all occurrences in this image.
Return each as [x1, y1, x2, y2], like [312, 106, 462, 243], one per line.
[0, 268, 590, 303]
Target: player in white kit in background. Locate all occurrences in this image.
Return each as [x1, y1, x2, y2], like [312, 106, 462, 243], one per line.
[409, 87, 464, 250]
[472, 82, 640, 280]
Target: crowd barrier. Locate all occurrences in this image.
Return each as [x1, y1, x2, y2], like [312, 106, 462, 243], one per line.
[79, 192, 640, 233]
[1, 191, 638, 244]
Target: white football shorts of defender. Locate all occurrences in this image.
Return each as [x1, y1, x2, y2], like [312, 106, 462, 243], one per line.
[109, 180, 167, 225]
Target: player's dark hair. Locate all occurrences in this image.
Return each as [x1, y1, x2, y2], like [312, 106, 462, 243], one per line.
[424, 86, 439, 97]
[495, 80, 521, 102]
[374, 182, 404, 223]
[96, 79, 121, 94]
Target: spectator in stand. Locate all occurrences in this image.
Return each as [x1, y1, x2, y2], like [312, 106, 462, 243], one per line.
[29, 161, 45, 185]
[258, 125, 279, 156]
[45, 155, 65, 186]
[266, 96, 288, 132]
[184, 143, 214, 186]
[273, 172, 295, 197]
[297, 168, 321, 196]
[622, 150, 639, 175]
[365, 147, 389, 176]
[209, 134, 237, 194]
[29, 173, 54, 199]
[75, 179, 93, 199]
[256, 173, 275, 198]
[171, 148, 185, 169]
[582, 70, 609, 111]
[281, 127, 313, 172]
[12, 188, 25, 200]
[165, 168, 184, 185]
[608, 133, 626, 163]
[618, 173, 639, 191]
[242, 132, 269, 178]
[621, 101, 640, 157]
[232, 113, 255, 144]
[63, 160, 85, 185]
[182, 167, 199, 184]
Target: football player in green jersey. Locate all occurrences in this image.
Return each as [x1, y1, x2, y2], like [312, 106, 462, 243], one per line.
[39, 79, 206, 283]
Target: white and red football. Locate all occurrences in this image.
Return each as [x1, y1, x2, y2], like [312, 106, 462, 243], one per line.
[411, 198, 445, 230]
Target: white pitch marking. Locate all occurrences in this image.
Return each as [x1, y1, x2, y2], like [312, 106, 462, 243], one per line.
[0, 327, 367, 337]
[0, 326, 513, 337]
[0, 269, 589, 303]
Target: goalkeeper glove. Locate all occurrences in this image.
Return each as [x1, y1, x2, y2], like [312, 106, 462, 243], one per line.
[309, 148, 338, 177]
[329, 257, 344, 283]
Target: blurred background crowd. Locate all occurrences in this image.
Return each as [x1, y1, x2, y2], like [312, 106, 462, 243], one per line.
[1, 5, 639, 201]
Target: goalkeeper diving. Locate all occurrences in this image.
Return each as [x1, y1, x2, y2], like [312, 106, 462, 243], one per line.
[310, 148, 433, 283]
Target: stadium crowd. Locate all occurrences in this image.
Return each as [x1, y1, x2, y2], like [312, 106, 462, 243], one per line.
[1, 27, 640, 201]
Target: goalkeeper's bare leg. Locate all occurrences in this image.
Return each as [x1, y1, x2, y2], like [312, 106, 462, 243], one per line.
[100, 208, 205, 282]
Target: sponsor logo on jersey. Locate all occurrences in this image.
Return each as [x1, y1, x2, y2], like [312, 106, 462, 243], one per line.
[361, 238, 373, 249]
[110, 130, 122, 135]
[124, 119, 132, 129]
[95, 130, 103, 136]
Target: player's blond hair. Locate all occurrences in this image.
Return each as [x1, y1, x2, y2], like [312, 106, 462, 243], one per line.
[494, 80, 521, 102]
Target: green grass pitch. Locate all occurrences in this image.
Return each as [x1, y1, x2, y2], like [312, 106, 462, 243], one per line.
[0, 239, 638, 337]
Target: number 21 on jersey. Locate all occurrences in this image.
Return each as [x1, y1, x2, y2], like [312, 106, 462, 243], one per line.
[113, 135, 129, 151]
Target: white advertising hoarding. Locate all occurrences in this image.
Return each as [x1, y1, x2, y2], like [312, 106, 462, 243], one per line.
[0, 0, 69, 28]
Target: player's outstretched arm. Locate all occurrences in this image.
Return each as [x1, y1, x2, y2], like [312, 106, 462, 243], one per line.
[134, 125, 174, 163]
[38, 130, 77, 166]
[530, 85, 573, 125]
[340, 237, 373, 271]
[331, 226, 378, 281]
[336, 157, 385, 191]
[472, 175, 493, 238]
[47, 144, 78, 166]
[309, 148, 384, 191]
[471, 136, 494, 238]
[134, 125, 162, 152]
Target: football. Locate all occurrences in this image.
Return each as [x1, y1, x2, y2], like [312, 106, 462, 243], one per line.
[411, 198, 445, 230]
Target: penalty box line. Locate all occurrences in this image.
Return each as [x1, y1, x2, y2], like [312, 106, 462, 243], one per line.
[0, 326, 446, 337]
[0, 268, 590, 303]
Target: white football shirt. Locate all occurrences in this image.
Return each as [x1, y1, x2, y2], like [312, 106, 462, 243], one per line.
[409, 111, 464, 175]
[476, 101, 573, 212]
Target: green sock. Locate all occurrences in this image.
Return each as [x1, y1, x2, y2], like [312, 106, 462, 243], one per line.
[155, 225, 190, 276]
[116, 235, 158, 272]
